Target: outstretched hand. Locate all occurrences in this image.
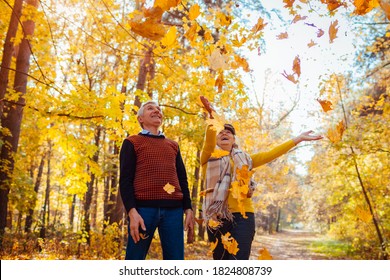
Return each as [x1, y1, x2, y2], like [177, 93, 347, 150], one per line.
[200, 96, 215, 119]
[293, 130, 323, 145]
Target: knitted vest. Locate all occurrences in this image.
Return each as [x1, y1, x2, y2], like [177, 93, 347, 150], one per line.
[127, 134, 183, 201]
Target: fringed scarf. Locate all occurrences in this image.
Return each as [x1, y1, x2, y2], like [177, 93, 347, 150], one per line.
[202, 147, 254, 227]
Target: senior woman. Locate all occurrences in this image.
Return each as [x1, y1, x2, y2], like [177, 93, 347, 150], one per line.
[199, 96, 322, 260]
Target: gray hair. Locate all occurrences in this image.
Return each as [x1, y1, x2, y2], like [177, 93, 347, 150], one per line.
[137, 100, 159, 117]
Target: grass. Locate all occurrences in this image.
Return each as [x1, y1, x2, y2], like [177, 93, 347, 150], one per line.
[308, 239, 358, 260]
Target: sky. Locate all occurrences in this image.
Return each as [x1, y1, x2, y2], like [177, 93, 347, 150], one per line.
[243, 1, 359, 173]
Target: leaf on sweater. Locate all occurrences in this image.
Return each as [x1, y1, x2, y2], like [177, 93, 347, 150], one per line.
[257, 247, 273, 260]
[221, 232, 239, 255]
[208, 219, 221, 229]
[163, 183, 175, 194]
[210, 239, 218, 252]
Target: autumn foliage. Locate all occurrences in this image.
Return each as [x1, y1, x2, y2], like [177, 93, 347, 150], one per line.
[0, 0, 389, 260]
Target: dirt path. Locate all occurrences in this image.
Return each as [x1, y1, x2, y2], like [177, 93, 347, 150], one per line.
[250, 230, 330, 260]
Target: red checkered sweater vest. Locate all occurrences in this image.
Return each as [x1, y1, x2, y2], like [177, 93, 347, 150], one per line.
[127, 135, 183, 202]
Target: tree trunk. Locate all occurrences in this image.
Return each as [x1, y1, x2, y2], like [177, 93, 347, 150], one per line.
[0, 0, 38, 248]
[25, 154, 45, 233]
[83, 126, 102, 242]
[69, 194, 76, 231]
[0, 0, 23, 116]
[275, 208, 281, 232]
[40, 141, 52, 239]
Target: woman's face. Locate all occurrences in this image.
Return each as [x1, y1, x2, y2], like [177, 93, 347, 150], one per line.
[216, 129, 235, 151]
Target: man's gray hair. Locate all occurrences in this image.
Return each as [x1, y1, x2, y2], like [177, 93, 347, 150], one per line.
[137, 100, 159, 117]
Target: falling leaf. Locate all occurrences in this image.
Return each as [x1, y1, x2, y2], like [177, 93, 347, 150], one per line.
[217, 12, 232, 27]
[329, 20, 339, 43]
[215, 72, 224, 93]
[283, 0, 295, 8]
[258, 247, 273, 260]
[160, 26, 177, 47]
[307, 40, 317, 48]
[232, 55, 250, 72]
[189, 3, 201, 20]
[281, 70, 298, 84]
[353, 0, 379, 15]
[317, 28, 325, 38]
[211, 149, 230, 158]
[163, 183, 175, 194]
[252, 17, 268, 33]
[232, 34, 247, 47]
[317, 98, 333, 112]
[327, 120, 345, 143]
[221, 232, 240, 255]
[208, 49, 228, 71]
[321, 0, 347, 12]
[292, 15, 308, 23]
[379, 0, 390, 20]
[277, 32, 289, 40]
[292, 56, 301, 77]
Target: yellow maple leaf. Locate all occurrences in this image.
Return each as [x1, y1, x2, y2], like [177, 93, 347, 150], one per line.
[221, 232, 239, 255]
[189, 3, 201, 20]
[258, 247, 273, 260]
[232, 34, 247, 47]
[327, 120, 345, 143]
[216, 12, 231, 27]
[252, 17, 268, 33]
[232, 55, 250, 72]
[161, 26, 177, 47]
[235, 165, 254, 186]
[317, 98, 333, 112]
[211, 149, 230, 159]
[329, 20, 339, 43]
[163, 183, 175, 194]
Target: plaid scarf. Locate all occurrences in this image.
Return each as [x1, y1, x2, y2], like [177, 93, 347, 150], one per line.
[202, 147, 253, 226]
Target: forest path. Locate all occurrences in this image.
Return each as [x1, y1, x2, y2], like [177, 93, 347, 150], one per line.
[250, 229, 331, 260]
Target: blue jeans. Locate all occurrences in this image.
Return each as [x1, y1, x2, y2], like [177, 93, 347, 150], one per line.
[125, 207, 184, 260]
[207, 212, 255, 260]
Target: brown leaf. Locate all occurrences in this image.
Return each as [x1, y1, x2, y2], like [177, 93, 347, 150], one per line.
[292, 15, 308, 23]
[329, 20, 339, 43]
[292, 56, 301, 77]
[277, 32, 289, 40]
[252, 17, 268, 33]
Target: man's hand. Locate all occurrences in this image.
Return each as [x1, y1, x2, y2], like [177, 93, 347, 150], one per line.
[128, 208, 146, 243]
[184, 209, 195, 244]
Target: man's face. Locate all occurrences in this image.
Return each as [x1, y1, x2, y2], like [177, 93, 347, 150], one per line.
[138, 103, 163, 128]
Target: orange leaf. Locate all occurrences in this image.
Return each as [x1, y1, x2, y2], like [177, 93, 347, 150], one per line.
[233, 55, 250, 72]
[208, 219, 221, 229]
[184, 23, 198, 42]
[210, 149, 230, 159]
[327, 120, 345, 143]
[321, 0, 347, 12]
[317, 98, 333, 112]
[282, 70, 298, 84]
[154, 0, 181, 12]
[217, 12, 232, 27]
[307, 40, 317, 48]
[283, 0, 295, 8]
[277, 32, 289, 40]
[210, 239, 218, 252]
[160, 26, 177, 47]
[292, 15, 308, 23]
[258, 247, 273, 260]
[329, 20, 339, 43]
[221, 232, 239, 255]
[130, 19, 166, 41]
[215, 72, 224, 93]
[379, 0, 390, 20]
[252, 17, 268, 33]
[292, 56, 301, 77]
[163, 183, 175, 194]
[353, 0, 379, 15]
